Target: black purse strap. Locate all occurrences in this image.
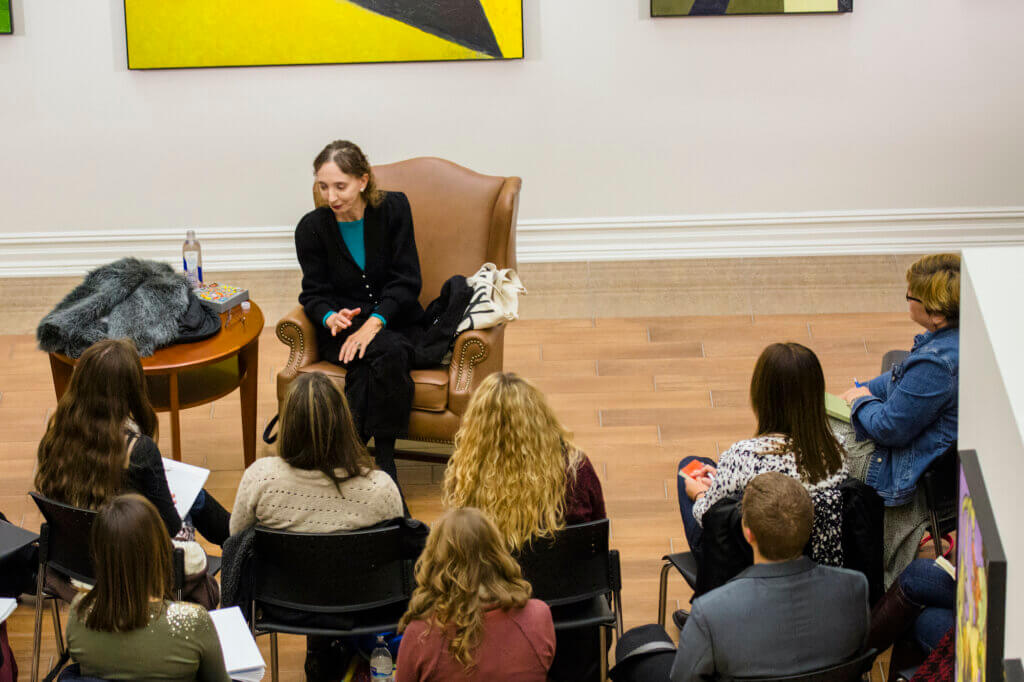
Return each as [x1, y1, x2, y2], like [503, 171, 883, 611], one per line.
[262, 414, 279, 444]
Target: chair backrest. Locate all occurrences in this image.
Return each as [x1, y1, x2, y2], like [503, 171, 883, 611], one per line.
[839, 477, 885, 605]
[314, 157, 521, 308]
[513, 519, 617, 607]
[252, 525, 411, 613]
[695, 494, 750, 598]
[29, 492, 97, 584]
[923, 443, 958, 517]
[733, 648, 877, 682]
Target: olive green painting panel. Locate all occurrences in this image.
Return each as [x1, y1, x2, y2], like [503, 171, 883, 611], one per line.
[726, 0, 784, 13]
[651, 0, 696, 15]
[0, 0, 12, 34]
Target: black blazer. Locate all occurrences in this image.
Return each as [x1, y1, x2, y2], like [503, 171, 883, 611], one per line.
[295, 191, 423, 330]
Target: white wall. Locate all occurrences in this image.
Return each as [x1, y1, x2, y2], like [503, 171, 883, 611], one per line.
[1, 0, 1024, 272]
[959, 247, 1024, 661]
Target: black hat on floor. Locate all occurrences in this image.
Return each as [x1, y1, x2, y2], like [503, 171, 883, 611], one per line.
[608, 624, 677, 680]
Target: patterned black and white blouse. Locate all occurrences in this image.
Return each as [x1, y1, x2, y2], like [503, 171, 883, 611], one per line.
[692, 435, 847, 566]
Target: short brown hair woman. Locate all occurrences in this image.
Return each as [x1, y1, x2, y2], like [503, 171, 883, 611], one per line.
[678, 342, 848, 567]
[296, 140, 424, 494]
[395, 508, 555, 681]
[35, 338, 230, 546]
[66, 494, 231, 681]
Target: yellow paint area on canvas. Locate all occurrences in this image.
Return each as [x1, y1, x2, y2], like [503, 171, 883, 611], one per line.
[783, 0, 838, 12]
[480, 0, 524, 58]
[124, 0, 521, 69]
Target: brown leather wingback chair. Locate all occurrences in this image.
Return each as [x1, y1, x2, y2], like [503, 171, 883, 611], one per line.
[275, 157, 521, 461]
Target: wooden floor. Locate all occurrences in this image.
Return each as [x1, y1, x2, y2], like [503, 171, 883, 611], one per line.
[0, 307, 917, 680]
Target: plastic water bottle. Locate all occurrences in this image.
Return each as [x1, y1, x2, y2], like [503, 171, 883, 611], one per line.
[370, 635, 393, 680]
[182, 229, 203, 287]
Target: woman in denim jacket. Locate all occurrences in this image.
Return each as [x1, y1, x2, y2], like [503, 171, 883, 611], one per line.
[840, 253, 959, 582]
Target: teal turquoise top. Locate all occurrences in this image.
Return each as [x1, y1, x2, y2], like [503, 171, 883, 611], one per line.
[322, 219, 387, 329]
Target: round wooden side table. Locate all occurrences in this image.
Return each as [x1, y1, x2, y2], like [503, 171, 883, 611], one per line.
[47, 302, 265, 467]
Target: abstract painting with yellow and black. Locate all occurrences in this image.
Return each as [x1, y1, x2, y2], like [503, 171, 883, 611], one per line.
[124, 0, 523, 69]
[652, 0, 851, 15]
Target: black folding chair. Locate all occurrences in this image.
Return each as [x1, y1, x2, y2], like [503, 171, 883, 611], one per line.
[29, 493, 97, 682]
[29, 493, 186, 682]
[250, 525, 414, 682]
[733, 648, 877, 682]
[514, 519, 623, 682]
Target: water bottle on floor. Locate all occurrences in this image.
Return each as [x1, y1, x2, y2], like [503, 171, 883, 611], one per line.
[370, 635, 393, 681]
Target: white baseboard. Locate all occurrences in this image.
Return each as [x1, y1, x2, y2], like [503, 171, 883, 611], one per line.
[2, 207, 1023, 277]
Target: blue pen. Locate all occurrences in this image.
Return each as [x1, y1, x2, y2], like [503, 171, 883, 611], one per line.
[854, 378, 865, 388]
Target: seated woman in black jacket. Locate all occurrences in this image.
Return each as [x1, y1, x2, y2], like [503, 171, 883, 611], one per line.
[35, 339, 230, 552]
[295, 140, 424, 490]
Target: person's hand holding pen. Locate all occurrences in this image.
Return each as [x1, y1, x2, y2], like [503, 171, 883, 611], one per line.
[840, 378, 872, 405]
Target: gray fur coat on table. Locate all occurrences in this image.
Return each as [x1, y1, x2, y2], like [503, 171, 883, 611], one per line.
[37, 257, 192, 358]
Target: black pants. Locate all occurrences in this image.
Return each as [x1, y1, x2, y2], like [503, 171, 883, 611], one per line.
[318, 325, 415, 442]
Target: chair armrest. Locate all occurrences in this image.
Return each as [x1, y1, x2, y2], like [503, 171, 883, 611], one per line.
[276, 306, 319, 378]
[447, 324, 505, 416]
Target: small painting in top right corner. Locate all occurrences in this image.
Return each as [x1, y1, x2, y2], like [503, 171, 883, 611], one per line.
[652, 0, 851, 16]
[0, 0, 12, 34]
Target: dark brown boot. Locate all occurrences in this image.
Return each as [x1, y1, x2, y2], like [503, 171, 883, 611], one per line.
[867, 581, 923, 651]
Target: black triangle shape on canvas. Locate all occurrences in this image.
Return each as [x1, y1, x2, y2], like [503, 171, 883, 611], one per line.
[347, 0, 503, 58]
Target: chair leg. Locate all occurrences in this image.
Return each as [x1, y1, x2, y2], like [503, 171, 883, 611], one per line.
[927, 509, 944, 559]
[599, 626, 609, 682]
[270, 631, 279, 682]
[658, 561, 671, 627]
[51, 599, 65, 657]
[613, 590, 624, 639]
[31, 586, 46, 682]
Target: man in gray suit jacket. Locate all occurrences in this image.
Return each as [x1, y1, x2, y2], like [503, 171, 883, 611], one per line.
[670, 472, 870, 682]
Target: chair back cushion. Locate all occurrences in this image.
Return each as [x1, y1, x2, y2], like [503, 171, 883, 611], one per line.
[315, 157, 518, 308]
[253, 525, 411, 613]
[514, 519, 611, 607]
[29, 493, 97, 584]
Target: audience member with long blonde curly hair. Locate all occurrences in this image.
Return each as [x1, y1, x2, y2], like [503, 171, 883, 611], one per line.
[442, 372, 606, 551]
[396, 507, 555, 681]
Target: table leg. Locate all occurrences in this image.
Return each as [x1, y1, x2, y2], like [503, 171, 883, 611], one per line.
[169, 373, 182, 462]
[239, 338, 259, 468]
[48, 354, 73, 402]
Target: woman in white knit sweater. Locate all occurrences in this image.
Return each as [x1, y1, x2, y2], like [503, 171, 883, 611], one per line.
[231, 372, 403, 681]
[230, 371, 403, 534]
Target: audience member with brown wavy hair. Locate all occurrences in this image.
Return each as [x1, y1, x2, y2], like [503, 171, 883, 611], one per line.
[66, 494, 230, 681]
[443, 372, 605, 552]
[35, 338, 230, 546]
[396, 507, 555, 681]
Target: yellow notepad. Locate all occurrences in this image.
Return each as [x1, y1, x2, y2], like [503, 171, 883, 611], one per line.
[825, 392, 851, 423]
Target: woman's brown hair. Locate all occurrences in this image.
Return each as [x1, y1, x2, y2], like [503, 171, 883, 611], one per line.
[398, 508, 533, 669]
[313, 140, 384, 208]
[78, 494, 174, 632]
[906, 253, 960, 323]
[36, 339, 158, 509]
[749, 343, 844, 484]
[279, 372, 376, 490]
